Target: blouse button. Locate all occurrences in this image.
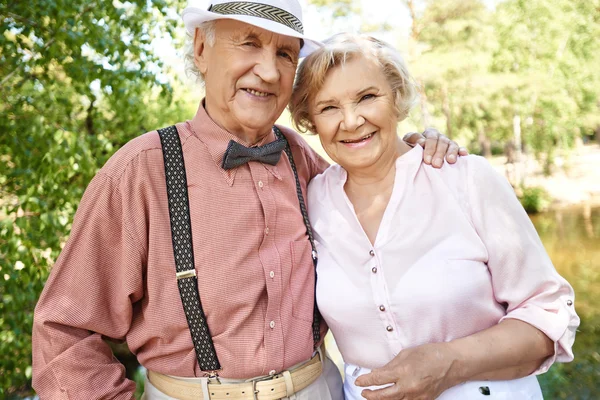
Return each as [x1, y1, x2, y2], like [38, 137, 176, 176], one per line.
[269, 271, 275, 278]
[269, 321, 275, 329]
[566, 299, 573, 306]
[386, 325, 394, 332]
[258, 180, 264, 188]
[371, 267, 378, 273]
[379, 305, 386, 312]
[369, 250, 375, 256]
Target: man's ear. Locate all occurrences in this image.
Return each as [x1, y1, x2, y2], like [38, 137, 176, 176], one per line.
[194, 28, 208, 75]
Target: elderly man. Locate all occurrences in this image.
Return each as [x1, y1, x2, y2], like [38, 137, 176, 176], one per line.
[32, 0, 466, 399]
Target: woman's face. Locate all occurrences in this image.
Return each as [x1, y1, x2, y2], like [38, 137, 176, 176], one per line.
[309, 55, 399, 172]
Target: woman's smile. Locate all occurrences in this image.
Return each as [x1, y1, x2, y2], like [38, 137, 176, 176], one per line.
[339, 132, 377, 148]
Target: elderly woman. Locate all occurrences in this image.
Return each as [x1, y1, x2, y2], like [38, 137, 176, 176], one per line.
[289, 33, 579, 400]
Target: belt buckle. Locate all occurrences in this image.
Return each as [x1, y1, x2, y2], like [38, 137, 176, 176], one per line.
[250, 372, 279, 400]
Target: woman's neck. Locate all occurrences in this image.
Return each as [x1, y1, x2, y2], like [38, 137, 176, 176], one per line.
[344, 138, 410, 195]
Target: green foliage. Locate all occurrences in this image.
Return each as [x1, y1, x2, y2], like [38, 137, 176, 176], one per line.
[308, 0, 357, 18]
[0, 0, 192, 396]
[405, 0, 600, 163]
[518, 186, 551, 214]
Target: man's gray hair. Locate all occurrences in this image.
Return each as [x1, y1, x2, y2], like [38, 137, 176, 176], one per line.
[184, 21, 217, 84]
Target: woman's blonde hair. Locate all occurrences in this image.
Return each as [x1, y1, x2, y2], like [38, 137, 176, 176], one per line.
[289, 33, 417, 133]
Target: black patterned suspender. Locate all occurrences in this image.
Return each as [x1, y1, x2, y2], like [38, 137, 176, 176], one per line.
[273, 126, 322, 347]
[158, 125, 221, 372]
[157, 125, 321, 374]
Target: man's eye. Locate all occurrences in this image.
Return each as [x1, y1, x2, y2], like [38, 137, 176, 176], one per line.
[278, 51, 293, 61]
[243, 42, 259, 47]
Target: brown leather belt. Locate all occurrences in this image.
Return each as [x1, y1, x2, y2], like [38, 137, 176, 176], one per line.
[147, 351, 322, 400]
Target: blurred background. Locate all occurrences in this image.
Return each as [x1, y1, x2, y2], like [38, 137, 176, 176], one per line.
[1, 0, 598, 398]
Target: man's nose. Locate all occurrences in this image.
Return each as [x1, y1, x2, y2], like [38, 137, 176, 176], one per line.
[340, 108, 366, 132]
[254, 50, 280, 83]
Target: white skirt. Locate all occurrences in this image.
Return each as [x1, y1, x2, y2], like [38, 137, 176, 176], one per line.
[343, 363, 543, 400]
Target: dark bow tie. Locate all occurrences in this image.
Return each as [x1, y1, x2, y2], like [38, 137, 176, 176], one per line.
[221, 137, 286, 170]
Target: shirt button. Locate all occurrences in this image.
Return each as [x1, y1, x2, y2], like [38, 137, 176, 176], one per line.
[386, 325, 394, 332]
[567, 299, 573, 306]
[269, 271, 275, 278]
[379, 305, 386, 311]
[369, 250, 375, 256]
[258, 180, 264, 188]
[269, 370, 276, 376]
[265, 227, 269, 235]
[371, 267, 378, 273]
[269, 321, 275, 329]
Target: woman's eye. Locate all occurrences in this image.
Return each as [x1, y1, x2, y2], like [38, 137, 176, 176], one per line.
[360, 94, 375, 101]
[320, 106, 336, 112]
[243, 42, 258, 47]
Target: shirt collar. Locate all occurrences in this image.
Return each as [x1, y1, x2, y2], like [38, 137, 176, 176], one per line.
[336, 144, 423, 187]
[189, 100, 283, 186]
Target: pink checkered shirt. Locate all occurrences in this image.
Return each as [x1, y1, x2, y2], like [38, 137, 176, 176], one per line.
[32, 103, 329, 399]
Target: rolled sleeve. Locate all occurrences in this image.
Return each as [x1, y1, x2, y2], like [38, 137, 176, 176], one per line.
[466, 155, 580, 373]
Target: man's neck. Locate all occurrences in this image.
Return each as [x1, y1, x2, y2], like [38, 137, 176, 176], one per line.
[203, 100, 272, 145]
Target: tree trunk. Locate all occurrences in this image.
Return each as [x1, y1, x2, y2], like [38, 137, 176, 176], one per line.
[442, 85, 453, 139]
[478, 129, 491, 158]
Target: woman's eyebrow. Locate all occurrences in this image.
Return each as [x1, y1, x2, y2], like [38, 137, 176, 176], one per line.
[314, 98, 335, 108]
[356, 86, 378, 96]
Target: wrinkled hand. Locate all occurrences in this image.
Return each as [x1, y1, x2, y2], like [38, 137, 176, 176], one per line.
[403, 128, 468, 168]
[354, 343, 458, 400]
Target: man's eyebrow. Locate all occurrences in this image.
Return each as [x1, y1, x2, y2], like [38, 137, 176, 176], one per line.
[279, 41, 301, 53]
[232, 31, 261, 42]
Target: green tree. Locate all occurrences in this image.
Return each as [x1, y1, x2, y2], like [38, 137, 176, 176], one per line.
[404, 0, 505, 155]
[0, 0, 191, 396]
[491, 0, 600, 170]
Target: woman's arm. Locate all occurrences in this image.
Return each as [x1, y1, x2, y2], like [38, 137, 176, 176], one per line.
[354, 320, 553, 400]
[446, 319, 554, 384]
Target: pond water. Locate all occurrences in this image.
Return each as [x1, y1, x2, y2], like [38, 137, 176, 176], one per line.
[531, 206, 600, 398]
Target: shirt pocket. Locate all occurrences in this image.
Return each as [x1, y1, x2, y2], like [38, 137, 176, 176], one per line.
[290, 239, 316, 323]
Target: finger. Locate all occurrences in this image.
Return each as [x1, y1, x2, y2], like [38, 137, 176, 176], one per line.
[355, 369, 397, 387]
[446, 141, 460, 164]
[431, 136, 450, 168]
[402, 132, 420, 148]
[459, 146, 469, 156]
[421, 132, 439, 165]
[361, 384, 405, 400]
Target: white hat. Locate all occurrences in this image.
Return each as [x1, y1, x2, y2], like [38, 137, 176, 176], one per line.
[182, 0, 322, 57]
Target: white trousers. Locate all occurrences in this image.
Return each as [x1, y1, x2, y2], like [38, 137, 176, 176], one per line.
[143, 355, 344, 400]
[343, 363, 543, 400]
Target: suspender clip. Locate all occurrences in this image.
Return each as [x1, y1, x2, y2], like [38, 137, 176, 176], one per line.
[176, 270, 196, 280]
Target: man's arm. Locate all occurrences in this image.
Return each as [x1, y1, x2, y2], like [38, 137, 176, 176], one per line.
[32, 172, 143, 399]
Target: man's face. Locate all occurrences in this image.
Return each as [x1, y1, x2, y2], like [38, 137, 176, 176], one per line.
[195, 19, 301, 142]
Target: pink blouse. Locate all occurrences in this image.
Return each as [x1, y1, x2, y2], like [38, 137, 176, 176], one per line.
[308, 145, 579, 374]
